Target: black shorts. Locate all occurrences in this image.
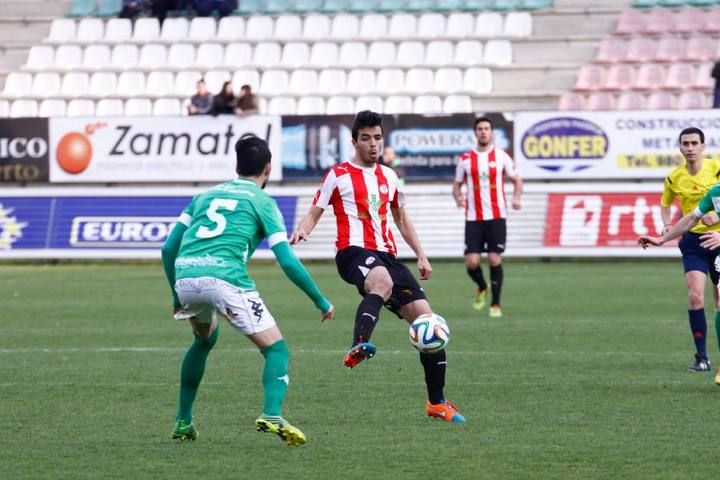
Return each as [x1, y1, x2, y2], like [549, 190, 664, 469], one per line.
[678, 232, 720, 284]
[335, 246, 427, 317]
[464, 219, 506, 254]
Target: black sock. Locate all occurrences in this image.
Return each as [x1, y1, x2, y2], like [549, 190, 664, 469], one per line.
[420, 349, 446, 404]
[353, 293, 384, 345]
[490, 264, 503, 305]
[467, 266, 487, 291]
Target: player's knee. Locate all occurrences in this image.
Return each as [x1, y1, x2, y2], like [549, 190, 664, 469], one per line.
[688, 290, 704, 308]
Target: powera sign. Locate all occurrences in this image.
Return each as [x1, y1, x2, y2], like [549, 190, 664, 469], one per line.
[48, 116, 282, 183]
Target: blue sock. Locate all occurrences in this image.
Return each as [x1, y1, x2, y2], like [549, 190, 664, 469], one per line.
[688, 308, 708, 360]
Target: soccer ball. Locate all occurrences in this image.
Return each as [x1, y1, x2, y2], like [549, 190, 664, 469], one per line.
[409, 313, 450, 353]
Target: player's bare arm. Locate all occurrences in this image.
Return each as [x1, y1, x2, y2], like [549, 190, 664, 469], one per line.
[509, 174, 523, 210]
[391, 206, 432, 280]
[290, 205, 324, 244]
[660, 205, 674, 235]
[638, 211, 701, 248]
[451, 181, 465, 208]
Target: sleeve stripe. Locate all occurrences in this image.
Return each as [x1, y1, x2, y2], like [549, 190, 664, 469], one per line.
[177, 212, 192, 226]
[267, 231, 288, 247]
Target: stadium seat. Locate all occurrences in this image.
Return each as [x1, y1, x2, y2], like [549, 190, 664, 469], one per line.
[644, 8, 673, 34]
[76, 18, 104, 44]
[677, 90, 706, 109]
[434, 68, 463, 94]
[95, 98, 124, 116]
[338, 42, 368, 67]
[326, 96, 355, 114]
[253, 42, 282, 68]
[483, 40, 512, 66]
[462, 67, 493, 93]
[223, 43, 253, 69]
[167, 44, 196, 70]
[161, 18, 190, 42]
[405, 68, 434, 94]
[585, 92, 615, 110]
[60, 72, 90, 98]
[519, 0, 551, 8]
[322, 0, 352, 13]
[236, 0, 263, 15]
[350, 0, 379, 13]
[355, 95, 384, 112]
[388, 14, 417, 39]
[346, 69, 376, 95]
[406, 0, 434, 11]
[104, 18, 132, 43]
[136, 44, 165, 70]
[604, 64, 634, 91]
[417, 14, 446, 38]
[266, 0, 293, 14]
[259, 70, 289, 96]
[125, 98, 152, 116]
[464, 0, 493, 10]
[297, 96, 326, 114]
[145, 71, 175, 97]
[693, 63, 714, 89]
[195, 43, 224, 70]
[655, 37, 684, 63]
[281, 43, 311, 68]
[634, 63, 664, 90]
[267, 96, 296, 115]
[153, 98, 182, 116]
[435, 0, 464, 11]
[10, 99, 39, 117]
[377, 0, 406, 12]
[82, 45, 111, 70]
[385, 95, 413, 114]
[318, 69, 348, 95]
[646, 91, 675, 109]
[174, 71, 203, 96]
[595, 38, 626, 64]
[425, 41, 454, 67]
[413, 95, 442, 114]
[664, 63, 695, 90]
[368, 41, 397, 67]
[204, 70, 231, 94]
[504, 12, 532, 37]
[23, 46, 54, 72]
[67, 0, 97, 17]
[274, 15, 303, 41]
[288, 69, 318, 95]
[443, 94, 472, 113]
[3, 72, 33, 97]
[557, 91, 586, 111]
[376, 68, 405, 94]
[614, 9, 645, 35]
[54, 45, 83, 70]
[44, 19, 76, 44]
[684, 36, 716, 62]
[217, 16, 245, 42]
[673, 8, 697, 34]
[624, 37, 656, 63]
[39, 99, 66, 117]
[110, 44, 139, 70]
[0, 99, 9, 117]
[359, 14, 388, 39]
[188, 17, 217, 42]
[616, 91, 645, 110]
[116, 71, 146, 97]
[310, 42, 339, 67]
[454, 40, 483, 66]
[32, 73, 61, 98]
[701, 8, 720, 34]
[331, 14, 360, 40]
[66, 99, 95, 117]
[632, 0, 659, 6]
[475, 12, 504, 38]
[97, 0, 122, 17]
[132, 18, 160, 43]
[88, 72, 118, 97]
[444, 13, 474, 39]
[303, 15, 331, 40]
[396, 41, 425, 67]
[492, 0, 521, 10]
[294, 0, 324, 13]
[232, 69, 260, 92]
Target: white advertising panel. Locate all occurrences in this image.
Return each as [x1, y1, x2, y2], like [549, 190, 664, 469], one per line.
[514, 110, 720, 179]
[48, 115, 282, 182]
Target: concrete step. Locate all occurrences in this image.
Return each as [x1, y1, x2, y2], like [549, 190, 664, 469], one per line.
[0, 1, 72, 17]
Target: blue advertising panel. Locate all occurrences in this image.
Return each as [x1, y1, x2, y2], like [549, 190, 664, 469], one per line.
[0, 197, 52, 249]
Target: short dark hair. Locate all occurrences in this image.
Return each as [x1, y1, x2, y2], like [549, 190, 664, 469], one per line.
[474, 116, 493, 130]
[679, 127, 704, 144]
[351, 110, 383, 140]
[241, 84, 251, 91]
[235, 134, 271, 176]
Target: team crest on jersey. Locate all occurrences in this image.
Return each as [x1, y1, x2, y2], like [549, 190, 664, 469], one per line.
[379, 184, 388, 194]
[489, 161, 497, 168]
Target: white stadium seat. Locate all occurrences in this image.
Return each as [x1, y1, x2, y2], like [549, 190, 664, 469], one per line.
[483, 40, 513, 66]
[232, 69, 260, 92]
[434, 68, 463, 94]
[246, 16, 274, 41]
[195, 43, 224, 70]
[297, 96, 325, 114]
[425, 41, 454, 67]
[338, 42, 368, 68]
[160, 17, 189, 43]
[167, 44, 196, 70]
[95, 98, 124, 117]
[346, 69, 376, 95]
[267, 96, 296, 115]
[288, 69, 318, 95]
[223, 43, 253, 69]
[253, 42, 282, 68]
[39, 98, 67, 117]
[3, 72, 33, 97]
[413, 95, 442, 114]
[10, 99, 38, 117]
[368, 41, 396, 67]
[454, 40, 483, 66]
[281, 42, 311, 69]
[153, 98, 182, 116]
[0, 99, 9, 117]
[188, 17, 217, 42]
[376, 68, 405, 95]
[417, 13, 446, 38]
[174, 71, 203, 96]
[76, 18, 104, 44]
[104, 18, 132, 43]
[44, 19, 76, 44]
[132, 18, 160, 43]
[205, 70, 231, 94]
[359, 14, 388, 40]
[309, 42, 339, 67]
[463, 67, 493, 93]
[445, 13, 474, 39]
[259, 70, 289, 96]
[317, 69, 347, 95]
[82, 45, 111, 70]
[32, 73, 61, 97]
[388, 14, 417, 39]
[355, 95, 384, 112]
[302, 14, 331, 40]
[145, 71, 175, 97]
[405, 68, 434, 94]
[54, 45, 83, 70]
[88, 71, 118, 97]
[443, 94, 473, 113]
[67, 99, 95, 117]
[60, 72, 89, 98]
[385, 95, 413, 114]
[111, 44, 140, 69]
[125, 98, 153, 116]
[217, 16, 245, 42]
[396, 41, 425, 67]
[137, 44, 167, 70]
[504, 11, 533, 37]
[475, 12, 503, 38]
[330, 14, 360, 40]
[274, 15, 303, 41]
[116, 71, 146, 97]
[326, 96, 355, 114]
[23, 46, 54, 71]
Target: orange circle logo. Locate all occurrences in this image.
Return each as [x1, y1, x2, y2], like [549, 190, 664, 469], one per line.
[56, 132, 92, 174]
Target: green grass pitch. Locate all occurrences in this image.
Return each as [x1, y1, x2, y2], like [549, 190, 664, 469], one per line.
[1, 259, 719, 479]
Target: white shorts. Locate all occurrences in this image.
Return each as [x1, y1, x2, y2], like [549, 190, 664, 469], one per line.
[173, 277, 276, 335]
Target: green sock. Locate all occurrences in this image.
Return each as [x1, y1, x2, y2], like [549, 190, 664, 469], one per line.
[176, 326, 219, 423]
[715, 311, 720, 353]
[260, 339, 290, 417]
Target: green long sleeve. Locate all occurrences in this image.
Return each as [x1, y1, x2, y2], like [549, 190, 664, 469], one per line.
[271, 241, 330, 313]
[161, 222, 187, 309]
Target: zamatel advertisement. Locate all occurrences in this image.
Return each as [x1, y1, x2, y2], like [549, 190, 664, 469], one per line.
[0, 118, 50, 183]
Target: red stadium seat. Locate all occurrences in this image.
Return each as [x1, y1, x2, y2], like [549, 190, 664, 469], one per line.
[604, 64, 635, 91]
[557, 91, 586, 111]
[700, 7, 720, 33]
[614, 9, 644, 35]
[693, 63, 714, 90]
[644, 8, 673, 34]
[634, 63, 665, 90]
[664, 63, 695, 90]
[574, 65, 605, 91]
[616, 91, 646, 110]
[624, 37, 656, 63]
[594, 37, 626, 64]
[684, 36, 716, 62]
[646, 91, 675, 109]
[655, 37, 685, 63]
[677, 91, 707, 109]
[586, 92, 615, 110]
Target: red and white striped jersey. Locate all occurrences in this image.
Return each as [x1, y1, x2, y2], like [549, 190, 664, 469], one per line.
[454, 147, 518, 221]
[312, 161, 405, 255]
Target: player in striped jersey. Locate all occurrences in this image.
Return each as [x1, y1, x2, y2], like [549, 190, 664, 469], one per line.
[452, 117, 523, 318]
[290, 110, 465, 423]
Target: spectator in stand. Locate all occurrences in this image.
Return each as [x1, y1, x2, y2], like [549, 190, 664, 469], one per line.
[212, 81, 236, 115]
[235, 85, 259, 117]
[151, 0, 178, 24]
[119, 0, 151, 19]
[193, 0, 238, 17]
[712, 60, 720, 108]
[187, 79, 213, 116]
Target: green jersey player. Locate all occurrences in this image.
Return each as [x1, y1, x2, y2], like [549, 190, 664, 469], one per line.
[162, 135, 334, 445]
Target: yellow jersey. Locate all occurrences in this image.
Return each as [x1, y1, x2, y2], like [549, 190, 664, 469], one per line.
[661, 158, 720, 234]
